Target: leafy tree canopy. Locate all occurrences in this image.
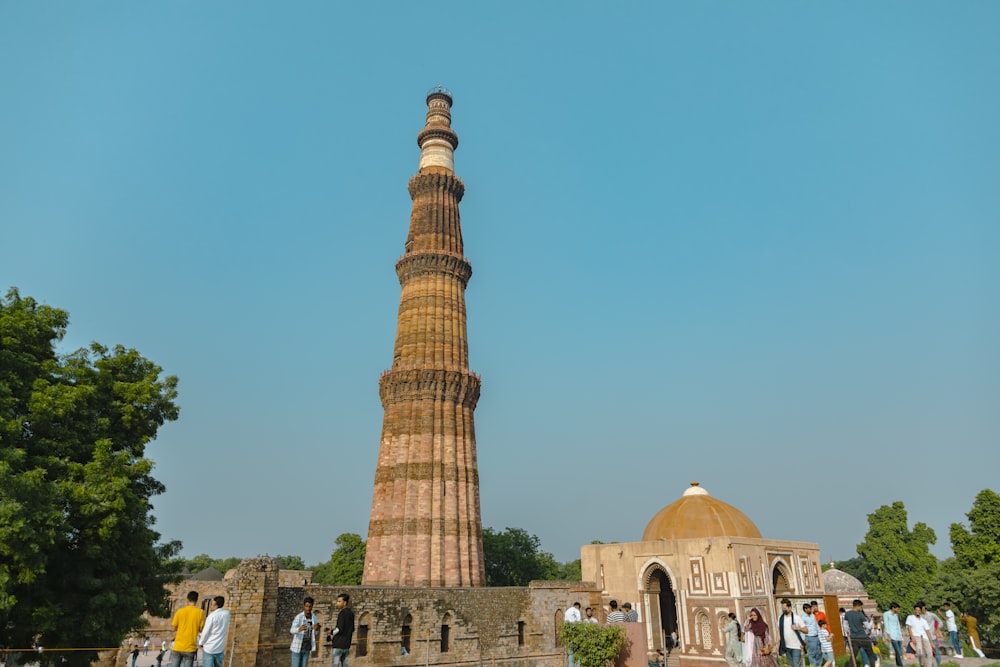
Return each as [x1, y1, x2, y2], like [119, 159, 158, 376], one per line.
[274, 555, 306, 570]
[0, 289, 181, 665]
[855, 501, 937, 611]
[945, 489, 1000, 639]
[832, 556, 865, 582]
[482, 527, 564, 586]
[176, 554, 242, 576]
[312, 533, 366, 585]
[950, 488, 1000, 569]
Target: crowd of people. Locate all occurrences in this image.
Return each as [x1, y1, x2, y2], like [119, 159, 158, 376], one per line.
[723, 599, 989, 667]
[879, 600, 987, 666]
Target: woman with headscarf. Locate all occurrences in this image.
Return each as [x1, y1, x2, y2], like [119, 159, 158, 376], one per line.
[744, 608, 778, 667]
[721, 612, 744, 667]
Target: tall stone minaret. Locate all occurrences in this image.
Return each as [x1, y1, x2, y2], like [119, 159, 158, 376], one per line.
[362, 88, 485, 587]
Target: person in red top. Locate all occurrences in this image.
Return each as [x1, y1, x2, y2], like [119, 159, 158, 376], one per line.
[810, 601, 829, 628]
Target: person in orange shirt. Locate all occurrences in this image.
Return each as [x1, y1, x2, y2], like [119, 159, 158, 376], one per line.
[170, 591, 206, 667]
[810, 602, 829, 628]
[960, 613, 986, 659]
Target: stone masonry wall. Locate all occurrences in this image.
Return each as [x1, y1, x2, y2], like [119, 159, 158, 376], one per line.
[121, 561, 599, 667]
[264, 580, 599, 667]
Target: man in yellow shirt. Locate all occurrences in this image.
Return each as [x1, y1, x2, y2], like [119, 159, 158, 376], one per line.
[171, 591, 206, 667]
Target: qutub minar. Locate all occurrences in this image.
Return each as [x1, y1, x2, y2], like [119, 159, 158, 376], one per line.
[362, 87, 486, 587]
[135, 88, 841, 667]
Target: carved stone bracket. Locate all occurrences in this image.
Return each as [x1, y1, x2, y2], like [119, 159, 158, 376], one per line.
[379, 368, 481, 408]
[416, 126, 459, 150]
[408, 171, 465, 201]
[396, 252, 472, 286]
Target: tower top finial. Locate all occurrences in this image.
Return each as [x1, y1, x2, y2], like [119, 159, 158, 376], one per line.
[418, 86, 458, 172]
[426, 84, 453, 105]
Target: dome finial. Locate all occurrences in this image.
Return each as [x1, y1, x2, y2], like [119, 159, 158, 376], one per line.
[683, 481, 709, 497]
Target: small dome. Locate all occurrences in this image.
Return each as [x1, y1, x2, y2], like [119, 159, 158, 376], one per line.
[188, 567, 224, 581]
[643, 482, 762, 541]
[822, 567, 865, 593]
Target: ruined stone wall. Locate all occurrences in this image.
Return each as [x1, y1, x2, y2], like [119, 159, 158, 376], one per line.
[117, 560, 598, 667]
[263, 580, 597, 667]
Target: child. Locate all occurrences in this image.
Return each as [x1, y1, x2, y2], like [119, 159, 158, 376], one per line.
[818, 620, 835, 667]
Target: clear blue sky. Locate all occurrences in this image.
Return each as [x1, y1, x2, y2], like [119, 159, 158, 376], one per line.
[2, 2, 998, 568]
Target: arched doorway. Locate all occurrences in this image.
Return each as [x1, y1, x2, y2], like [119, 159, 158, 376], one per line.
[772, 561, 793, 596]
[644, 566, 679, 653]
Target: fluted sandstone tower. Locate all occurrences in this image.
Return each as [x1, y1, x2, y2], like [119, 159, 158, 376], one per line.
[362, 88, 485, 587]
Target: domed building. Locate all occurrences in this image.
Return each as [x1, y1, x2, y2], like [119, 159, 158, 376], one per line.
[822, 564, 876, 615]
[581, 483, 829, 667]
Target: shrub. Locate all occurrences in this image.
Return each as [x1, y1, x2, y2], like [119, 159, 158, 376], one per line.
[560, 622, 629, 667]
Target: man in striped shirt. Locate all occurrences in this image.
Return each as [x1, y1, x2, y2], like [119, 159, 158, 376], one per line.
[606, 600, 626, 623]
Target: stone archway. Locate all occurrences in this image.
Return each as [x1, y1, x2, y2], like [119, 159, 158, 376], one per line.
[772, 560, 793, 596]
[643, 565, 679, 653]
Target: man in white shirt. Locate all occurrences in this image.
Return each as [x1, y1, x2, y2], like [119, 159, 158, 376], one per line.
[920, 603, 943, 667]
[941, 603, 961, 658]
[564, 602, 582, 667]
[198, 596, 231, 667]
[584, 607, 599, 624]
[906, 605, 934, 667]
[777, 598, 805, 667]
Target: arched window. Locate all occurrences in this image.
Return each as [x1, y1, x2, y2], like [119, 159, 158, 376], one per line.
[356, 612, 370, 657]
[401, 613, 413, 655]
[697, 611, 712, 650]
[440, 613, 452, 653]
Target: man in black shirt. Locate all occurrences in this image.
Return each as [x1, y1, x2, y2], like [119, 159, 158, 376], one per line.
[330, 594, 356, 667]
[843, 600, 876, 667]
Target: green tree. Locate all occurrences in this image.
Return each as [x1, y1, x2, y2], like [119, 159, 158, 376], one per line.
[950, 489, 1000, 569]
[855, 502, 937, 610]
[175, 555, 243, 575]
[312, 534, 366, 585]
[557, 559, 582, 581]
[920, 557, 965, 608]
[275, 555, 306, 570]
[0, 289, 181, 665]
[947, 489, 1000, 639]
[482, 527, 559, 586]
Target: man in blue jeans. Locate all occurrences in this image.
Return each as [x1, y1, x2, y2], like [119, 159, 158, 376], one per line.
[777, 598, 805, 667]
[883, 603, 905, 667]
[802, 603, 823, 667]
[290, 597, 321, 667]
[198, 597, 231, 667]
[941, 603, 961, 658]
[330, 594, 355, 667]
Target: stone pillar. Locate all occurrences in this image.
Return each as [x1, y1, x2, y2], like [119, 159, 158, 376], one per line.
[227, 557, 280, 667]
[363, 87, 486, 588]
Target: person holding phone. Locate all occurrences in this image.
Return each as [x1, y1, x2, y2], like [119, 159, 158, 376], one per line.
[290, 597, 321, 667]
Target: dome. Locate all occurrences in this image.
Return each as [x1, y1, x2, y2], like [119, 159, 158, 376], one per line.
[188, 567, 224, 581]
[642, 482, 762, 541]
[822, 567, 865, 593]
